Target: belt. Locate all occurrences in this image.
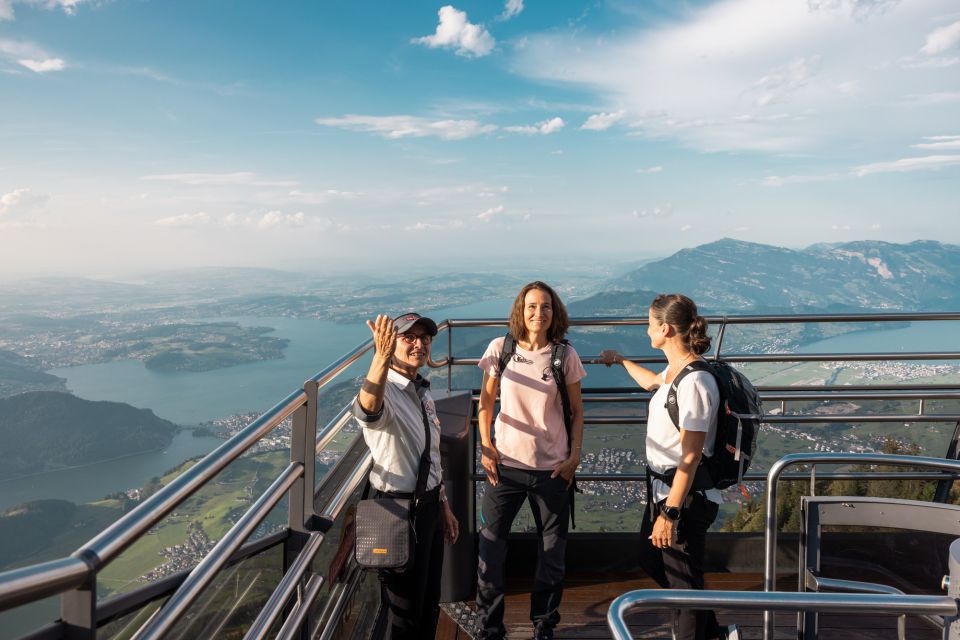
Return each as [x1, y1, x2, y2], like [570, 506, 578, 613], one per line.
[374, 484, 441, 503]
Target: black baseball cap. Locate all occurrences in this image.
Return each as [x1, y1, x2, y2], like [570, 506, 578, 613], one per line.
[393, 312, 438, 336]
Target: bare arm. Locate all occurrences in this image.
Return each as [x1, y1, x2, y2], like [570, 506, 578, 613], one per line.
[357, 314, 396, 415]
[478, 371, 501, 485]
[599, 349, 661, 391]
[649, 429, 707, 549]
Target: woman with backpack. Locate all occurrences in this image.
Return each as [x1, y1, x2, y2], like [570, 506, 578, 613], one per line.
[600, 293, 740, 640]
[475, 281, 586, 640]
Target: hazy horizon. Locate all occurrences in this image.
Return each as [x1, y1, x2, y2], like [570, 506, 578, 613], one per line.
[2, 1, 958, 276]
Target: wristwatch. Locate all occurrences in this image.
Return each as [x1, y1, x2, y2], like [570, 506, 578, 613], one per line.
[660, 504, 682, 522]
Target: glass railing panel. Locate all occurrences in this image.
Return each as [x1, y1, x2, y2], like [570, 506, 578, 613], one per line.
[0, 595, 59, 640]
[106, 542, 283, 640]
[97, 446, 291, 601]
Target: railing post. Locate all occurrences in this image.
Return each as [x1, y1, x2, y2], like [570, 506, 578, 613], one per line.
[61, 571, 96, 640]
[447, 322, 453, 392]
[284, 381, 318, 640]
[935, 422, 960, 503]
[948, 539, 960, 639]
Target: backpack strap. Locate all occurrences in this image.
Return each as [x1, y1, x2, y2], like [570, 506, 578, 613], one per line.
[496, 333, 517, 378]
[550, 340, 572, 439]
[550, 339, 581, 529]
[665, 359, 714, 431]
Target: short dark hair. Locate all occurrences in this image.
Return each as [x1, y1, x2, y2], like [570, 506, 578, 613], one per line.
[508, 281, 570, 343]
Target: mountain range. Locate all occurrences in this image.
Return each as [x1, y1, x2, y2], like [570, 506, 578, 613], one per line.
[571, 239, 960, 315]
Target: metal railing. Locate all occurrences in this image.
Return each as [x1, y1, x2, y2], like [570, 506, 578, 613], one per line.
[606, 589, 959, 640]
[0, 337, 376, 639]
[1, 311, 959, 639]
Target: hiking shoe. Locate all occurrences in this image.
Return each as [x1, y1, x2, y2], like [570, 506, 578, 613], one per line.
[533, 624, 554, 640]
[723, 624, 742, 640]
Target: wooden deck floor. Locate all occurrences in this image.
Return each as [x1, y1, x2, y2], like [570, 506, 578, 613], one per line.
[436, 572, 942, 639]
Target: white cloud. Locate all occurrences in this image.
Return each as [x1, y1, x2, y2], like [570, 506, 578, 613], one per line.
[316, 114, 496, 140]
[912, 135, 960, 151]
[154, 212, 212, 227]
[504, 116, 565, 135]
[760, 173, 842, 187]
[499, 0, 523, 21]
[581, 110, 626, 131]
[0, 187, 47, 217]
[636, 166, 663, 174]
[855, 154, 960, 176]
[413, 6, 495, 58]
[511, 0, 960, 153]
[404, 219, 466, 232]
[0, 39, 65, 73]
[0, 0, 88, 21]
[140, 172, 299, 187]
[477, 204, 504, 221]
[17, 57, 64, 72]
[680, 224, 693, 232]
[632, 203, 674, 218]
[256, 210, 305, 229]
[154, 210, 314, 230]
[920, 20, 960, 56]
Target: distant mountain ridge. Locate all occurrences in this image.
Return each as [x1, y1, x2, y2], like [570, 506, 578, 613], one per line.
[579, 239, 960, 313]
[0, 392, 177, 482]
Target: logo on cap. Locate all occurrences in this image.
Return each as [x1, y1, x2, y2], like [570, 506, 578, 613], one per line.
[405, 315, 416, 321]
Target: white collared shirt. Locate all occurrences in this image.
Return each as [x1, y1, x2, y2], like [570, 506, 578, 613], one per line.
[351, 368, 445, 496]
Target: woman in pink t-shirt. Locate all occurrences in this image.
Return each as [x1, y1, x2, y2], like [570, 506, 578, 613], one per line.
[474, 281, 586, 640]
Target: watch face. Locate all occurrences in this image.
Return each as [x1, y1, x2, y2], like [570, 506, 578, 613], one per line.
[662, 506, 681, 521]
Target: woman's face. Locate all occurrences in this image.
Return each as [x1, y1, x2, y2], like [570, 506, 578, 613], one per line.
[647, 308, 668, 350]
[523, 288, 553, 338]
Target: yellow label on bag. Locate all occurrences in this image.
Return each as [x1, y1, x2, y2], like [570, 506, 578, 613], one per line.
[373, 548, 388, 555]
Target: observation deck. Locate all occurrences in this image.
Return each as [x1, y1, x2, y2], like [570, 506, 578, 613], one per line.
[1, 312, 959, 640]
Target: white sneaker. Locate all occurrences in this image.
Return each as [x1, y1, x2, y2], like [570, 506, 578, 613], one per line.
[724, 624, 742, 640]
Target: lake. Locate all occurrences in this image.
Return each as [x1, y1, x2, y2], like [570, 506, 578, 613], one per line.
[0, 298, 514, 512]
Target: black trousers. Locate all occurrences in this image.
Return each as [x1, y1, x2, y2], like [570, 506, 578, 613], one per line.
[639, 492, 722, 640]
[375, 490, 443, 640]
[476, 466, 570, 639]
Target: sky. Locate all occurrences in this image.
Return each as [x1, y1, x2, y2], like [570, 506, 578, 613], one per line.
[1, 0, 958, 277]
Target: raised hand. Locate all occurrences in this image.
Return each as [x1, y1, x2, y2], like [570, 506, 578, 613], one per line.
[366, 314, 397, 362]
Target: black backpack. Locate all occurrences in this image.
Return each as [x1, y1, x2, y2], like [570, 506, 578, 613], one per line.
[660, 359, 762, 491]
[495, 333, 580, 526]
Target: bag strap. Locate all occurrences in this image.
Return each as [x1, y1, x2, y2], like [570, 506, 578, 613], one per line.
[665, 359, 713, 430]
[413, 379, 433, 505]
[550, 340, 572, 441]
[496, 333, 517, 377]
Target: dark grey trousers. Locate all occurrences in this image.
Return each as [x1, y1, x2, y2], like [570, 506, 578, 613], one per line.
[639, 491, 722, 640]
[476, 466, 570, 639]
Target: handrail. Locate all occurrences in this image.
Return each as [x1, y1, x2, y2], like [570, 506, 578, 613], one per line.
[0, 557, 90, 612]
[763, 453, 960, 640]
[242, 531, 326, 640]
[80, 388, 307, 569]
[606, 589, 959, 640]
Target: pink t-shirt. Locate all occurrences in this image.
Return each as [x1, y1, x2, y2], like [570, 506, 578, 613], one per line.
[478, 336, 586, 470]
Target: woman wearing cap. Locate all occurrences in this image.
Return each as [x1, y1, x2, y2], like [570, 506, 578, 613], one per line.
[600, 294, 739, 640]
[352, 312, 459, 640]
[475, 281, 586, 640]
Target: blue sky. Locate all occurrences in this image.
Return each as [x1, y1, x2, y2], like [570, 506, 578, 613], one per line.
[1, 0, 958, 277]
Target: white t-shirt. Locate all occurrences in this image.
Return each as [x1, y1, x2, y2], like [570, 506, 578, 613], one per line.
[351, 368, 444, 495]
[646, 366, 722, 504]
